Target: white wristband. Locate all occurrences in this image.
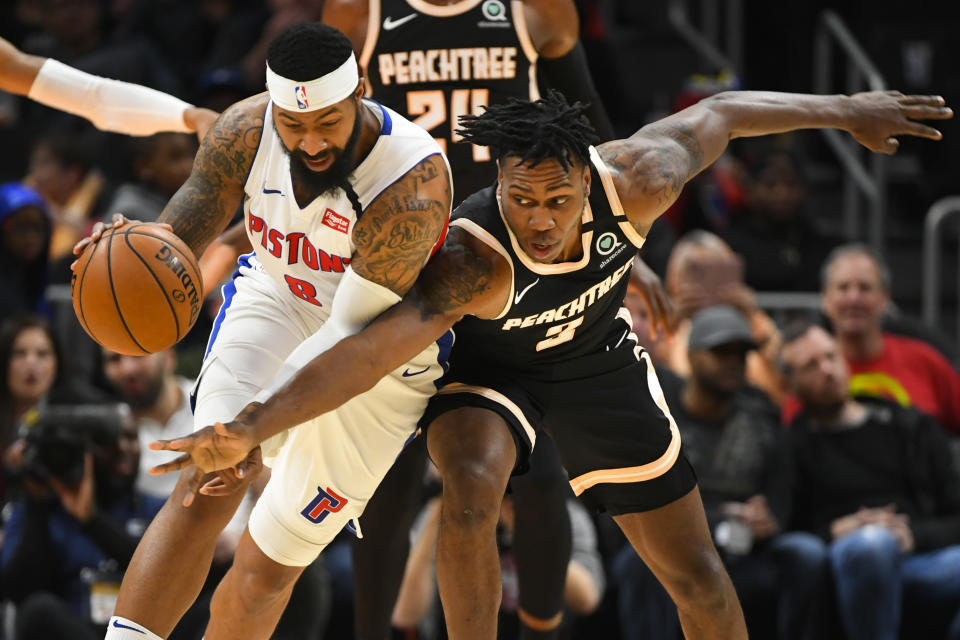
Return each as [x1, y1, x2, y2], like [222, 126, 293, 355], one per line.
[28, 59, 193, 136]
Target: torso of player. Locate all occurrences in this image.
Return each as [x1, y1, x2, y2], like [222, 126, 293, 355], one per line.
[449, 146, 648, 377]
[362, 0, 539, 200]
[242, 98, 444, 322]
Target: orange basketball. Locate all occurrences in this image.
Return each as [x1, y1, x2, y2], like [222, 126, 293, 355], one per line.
[72, 223, 204, 355]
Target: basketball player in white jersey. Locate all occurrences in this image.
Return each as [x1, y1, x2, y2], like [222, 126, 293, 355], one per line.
[75, 22, 453, 640]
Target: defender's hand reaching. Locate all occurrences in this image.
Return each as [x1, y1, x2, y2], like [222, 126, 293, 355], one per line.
[149, 420, 259, 477]
[847, 91, 952, 154]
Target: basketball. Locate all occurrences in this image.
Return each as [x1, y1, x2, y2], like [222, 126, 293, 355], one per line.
[72, 223, 204, 355]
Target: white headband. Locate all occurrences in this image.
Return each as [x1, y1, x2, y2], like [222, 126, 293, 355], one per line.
[266, 53, 359, 112]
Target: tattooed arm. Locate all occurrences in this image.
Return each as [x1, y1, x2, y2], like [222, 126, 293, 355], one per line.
[350, 153, 453, 296]
[600, 90, 951, 234]
[150, 227, 512, 474]
[157, 95, 266, 257]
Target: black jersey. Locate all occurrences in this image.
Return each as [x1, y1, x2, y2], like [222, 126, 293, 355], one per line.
[447, 147, 647, 378]
[362, 0, 538, 202]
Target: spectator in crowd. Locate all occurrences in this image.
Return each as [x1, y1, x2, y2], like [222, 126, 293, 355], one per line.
[613, 306, 824, 640]
[820, 244, 960, 433]
[663, 230, 786, 404]
[23, 128, 107, 261]
[781, 322, 960, 640]
[1, 402, 166, 640]
[391, 469, 605, 639]
[100, 348, 194, 500]
[723, 148, 836, 292]
[102, 133, 196, 225]
[0, 315, 60, 505]
[0, 183, 51, 325]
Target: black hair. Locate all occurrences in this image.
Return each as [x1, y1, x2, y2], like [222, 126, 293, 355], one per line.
[266, 22, 355, 82]
[456, 90, 598, 171]
[776, 315, 830, 376]
[0, 314, 63, 445]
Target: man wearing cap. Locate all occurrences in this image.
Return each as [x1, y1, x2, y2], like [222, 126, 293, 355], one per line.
[614, 305, 825, 640]
[81, 21, 454, 640]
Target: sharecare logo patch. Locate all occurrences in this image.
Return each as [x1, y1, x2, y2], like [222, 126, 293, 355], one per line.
[322, 208, 350, 233]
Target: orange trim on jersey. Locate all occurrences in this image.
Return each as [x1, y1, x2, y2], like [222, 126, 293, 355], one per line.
[511, 0, 540, 99]
[450, 218, 515, 319]
[360, 0, 380, 94]
[568, 351, 681, 496]
[518, 608, 563, 632]
[404, 0, 484, 17]
[497, 192, 594, 275]
[437, 382, 537, 447]
[588, 146, 646, 249]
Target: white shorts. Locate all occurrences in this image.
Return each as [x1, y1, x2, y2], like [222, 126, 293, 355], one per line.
[193, 256, 451, 566]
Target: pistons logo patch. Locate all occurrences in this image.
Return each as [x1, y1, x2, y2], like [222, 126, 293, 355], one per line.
[294, 86, 309, 110]
[301, 486, 347, 524]
[322, 208, 350, 234]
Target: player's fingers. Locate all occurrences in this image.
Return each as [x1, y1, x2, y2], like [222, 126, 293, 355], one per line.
[903, 121, 944, 140]
[159, 223, 174, 232]
[199, 477, 227, 492]
[903, 103, 953, 120]
[182, 469, 207, 507]
[149, 437, 192, 452]
[899, 94, 945, 106]
[213, 421, 232, 437]
[150, 454, 192, 475]
[72, 237, 91, 256]
[110, 212, 127, 227]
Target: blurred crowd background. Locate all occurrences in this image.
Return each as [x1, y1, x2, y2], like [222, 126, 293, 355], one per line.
[2, 0, 960, 639]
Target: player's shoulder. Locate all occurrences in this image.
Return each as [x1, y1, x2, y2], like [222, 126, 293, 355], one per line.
[205, 93, 268, 152]
[452, 186, 498, 223]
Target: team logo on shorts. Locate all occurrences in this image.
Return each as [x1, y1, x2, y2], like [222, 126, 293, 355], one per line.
[294, 86, 309, 110]
[481, 0, 507, 21]
[301, 486, 347, 524]
[596, 232, 623, 256]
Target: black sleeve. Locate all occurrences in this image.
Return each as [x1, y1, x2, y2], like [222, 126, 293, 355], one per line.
[536, 41, 616, 142]
[80, 509, 141, 568]
[910, 415, 960, 552]
[1, 500, 60, 603]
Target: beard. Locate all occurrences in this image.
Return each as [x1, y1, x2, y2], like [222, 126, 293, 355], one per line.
[117, 373, 165, 411]
[275, 103, 364, 199]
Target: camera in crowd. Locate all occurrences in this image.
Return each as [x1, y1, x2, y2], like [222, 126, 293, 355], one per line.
[19, 404, 130, 485]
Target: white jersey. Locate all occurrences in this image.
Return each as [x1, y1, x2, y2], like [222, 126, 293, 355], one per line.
[241, 98, 447, 324]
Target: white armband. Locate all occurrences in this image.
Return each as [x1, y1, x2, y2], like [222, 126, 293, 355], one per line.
[28, 59, 193, 136]
[254, 267, 401, 402]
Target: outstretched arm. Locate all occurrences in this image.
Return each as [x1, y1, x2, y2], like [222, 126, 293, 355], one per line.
[601, 90, 953, 233]
[1, 36, 216, 140]
[150, 227, 511, 476]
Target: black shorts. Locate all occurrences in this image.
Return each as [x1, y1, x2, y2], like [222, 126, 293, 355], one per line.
[419, 346, 697, 515]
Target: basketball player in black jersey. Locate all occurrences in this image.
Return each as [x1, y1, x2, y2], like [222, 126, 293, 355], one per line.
[322, 2, 650, 637]
[152, 90, 952, 639]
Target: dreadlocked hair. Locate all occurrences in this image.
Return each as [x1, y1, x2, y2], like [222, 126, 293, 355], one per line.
[455, 90, 598, 171]
[267, 22, 354, 82]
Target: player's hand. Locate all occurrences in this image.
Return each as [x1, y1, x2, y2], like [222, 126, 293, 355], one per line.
[183, 107, 219, 142]
[630, 257, 674, 339]
[70, 213, 173, 269]
[149, 420, 258, 477]
[177, 448, 263, 507]
[847, 91, 952, 154]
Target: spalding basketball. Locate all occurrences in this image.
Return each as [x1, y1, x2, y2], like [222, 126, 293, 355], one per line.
[72, 223, 203, 355]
